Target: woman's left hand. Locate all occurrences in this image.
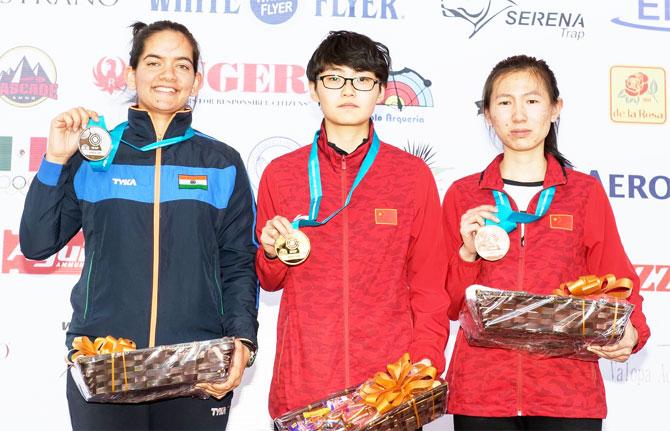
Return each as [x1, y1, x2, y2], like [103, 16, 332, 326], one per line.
[587, 321, 638, 362]
[195, 339, 251, 398]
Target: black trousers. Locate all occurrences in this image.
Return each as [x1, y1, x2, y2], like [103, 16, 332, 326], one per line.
[67, 372, 233, 431]
[453, 415, 602, 431]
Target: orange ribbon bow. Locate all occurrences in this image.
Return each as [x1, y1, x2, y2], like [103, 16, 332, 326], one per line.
[358, 353, 437, 417]
[553, 274, 632, 299]
[71, 335, 136, 393]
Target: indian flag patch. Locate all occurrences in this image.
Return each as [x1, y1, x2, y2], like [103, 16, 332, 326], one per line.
[178, 174, 208, 190]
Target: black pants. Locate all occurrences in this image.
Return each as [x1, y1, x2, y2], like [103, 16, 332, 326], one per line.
[453, 415, 602, 431]
[67, 372, 233, 431]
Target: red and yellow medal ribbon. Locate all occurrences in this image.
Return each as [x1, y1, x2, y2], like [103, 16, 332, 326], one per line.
[358, 353, 437, 418]
[71, 335, 136, 392]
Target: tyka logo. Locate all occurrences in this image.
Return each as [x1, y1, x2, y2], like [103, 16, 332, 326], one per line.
[0, 46, 58, 107]
[2, 230, 85, 274]
[612, 0, 670, 32]
[112, 178, 137, 186]
[441, 0, 517, 38]
[251, 0, 297, 24]
[93, 57, 126, 95]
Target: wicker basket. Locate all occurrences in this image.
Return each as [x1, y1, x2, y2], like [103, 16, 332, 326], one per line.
[70, 337, 234, 403]
[460, 285, 633, 359]
[274, 381, 448, 431]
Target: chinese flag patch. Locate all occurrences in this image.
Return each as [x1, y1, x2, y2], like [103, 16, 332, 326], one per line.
[375, 208, 397, 225]
[550, 214, 573, 231]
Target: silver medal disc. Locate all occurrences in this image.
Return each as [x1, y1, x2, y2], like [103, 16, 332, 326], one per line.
[78, 126, 112, 161]
[474, 224, 510, 261]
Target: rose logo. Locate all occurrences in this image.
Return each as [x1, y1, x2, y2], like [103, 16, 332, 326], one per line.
[624, 72, 649, 97]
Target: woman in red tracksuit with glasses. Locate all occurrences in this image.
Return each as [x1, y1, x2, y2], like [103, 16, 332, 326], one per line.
[442, 55, 650, 431]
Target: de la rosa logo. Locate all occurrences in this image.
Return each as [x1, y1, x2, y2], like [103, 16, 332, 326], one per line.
[372, 68, 433, 125]
[2, 230, 84, 274]
[0, 46, 58, 107]
[441, 0, 585, 40]
[612, 0, 670, 31]
[589, 170, 670, 200]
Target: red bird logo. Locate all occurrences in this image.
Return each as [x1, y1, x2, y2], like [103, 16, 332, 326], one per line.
[93, 57, 126, 95]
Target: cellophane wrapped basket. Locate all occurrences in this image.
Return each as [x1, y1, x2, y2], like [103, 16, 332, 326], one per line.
[460, 285, 633, 360]
[70, 337, 235, 403]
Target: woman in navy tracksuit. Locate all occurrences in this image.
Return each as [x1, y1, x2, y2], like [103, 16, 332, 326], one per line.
[20, 21, 258, 430]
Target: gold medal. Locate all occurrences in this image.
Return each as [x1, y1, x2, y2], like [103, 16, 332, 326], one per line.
[78, 126, 112, 161]
[474, 225, 510, 261]
[274, 230, 311, 266]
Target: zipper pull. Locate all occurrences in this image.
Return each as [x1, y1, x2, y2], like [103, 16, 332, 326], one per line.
[341, 156, 346, 170]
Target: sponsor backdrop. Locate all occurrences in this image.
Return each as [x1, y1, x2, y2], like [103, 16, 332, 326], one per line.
[0, 1, 668, 430]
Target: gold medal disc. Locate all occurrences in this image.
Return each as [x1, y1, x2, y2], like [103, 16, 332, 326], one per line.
[474, 225, 510, 261]
[274, 230, 311, 266]
[78, 126, 112, 161]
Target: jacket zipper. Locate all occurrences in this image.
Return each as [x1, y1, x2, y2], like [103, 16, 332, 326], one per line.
[516, 225, 525, 416]
[148, 146, 163, 348]
[342, 155, 350, 387]
[83, 251, 95, 320]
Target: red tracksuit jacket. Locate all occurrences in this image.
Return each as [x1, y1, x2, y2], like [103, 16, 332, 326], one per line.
[256, 122, 450, 417]
[442, 154, 650, 418]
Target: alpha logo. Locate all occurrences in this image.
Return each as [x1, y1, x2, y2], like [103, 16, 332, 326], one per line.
[150, 0, 240, 13]
[315, 0, 399, 19]
[0, 46, 58, 107]
[637, 264, 670, 292]
[612, 0, 670, 32]
[2, 230, 85, 274]
[93, 57, 126, 95]
[251, 0, 297, 24]
[610, 66, 666, 124]
[442, 0, 585, 40]
[204, 63, 307, 93]
[380, 68, 433, 110]
[590, 170, 670, 200]
[246, 136, 301, 193]
[112, 178, 137, 186]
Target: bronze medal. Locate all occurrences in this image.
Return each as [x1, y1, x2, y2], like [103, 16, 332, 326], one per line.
[274, 230, 311, 266]
[474, 225, 510, 261]
[78, 126, 112, 161]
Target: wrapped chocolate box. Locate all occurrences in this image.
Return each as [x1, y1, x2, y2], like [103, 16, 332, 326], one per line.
[460, 284, 634, 360]
[70, 336, 235, 403]
[274, 353, 448, 431]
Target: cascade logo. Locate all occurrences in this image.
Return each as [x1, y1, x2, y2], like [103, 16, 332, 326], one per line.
[2, 230, 85, 274]
[590, 170, 670, 200]
[441, 0, 585, 40]
[637, 264, 670, 292]
[251, 0, 297, 24]
[612, 0, 670, 32]
[610, 66, 666, 124]
[0, 46, 58, 107]
[246, 136, 301, 193]
[93, 57, 126, 95]
[315, 0, 399, 19]
[150, 0, 240, 13]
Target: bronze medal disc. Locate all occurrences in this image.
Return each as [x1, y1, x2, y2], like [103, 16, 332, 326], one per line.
[474, 224, 510, 261]
[78, 126, 112, 161]
[274, 230, 311, 266]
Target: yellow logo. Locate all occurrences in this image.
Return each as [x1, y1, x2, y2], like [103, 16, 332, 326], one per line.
[610, 66, 666, 124]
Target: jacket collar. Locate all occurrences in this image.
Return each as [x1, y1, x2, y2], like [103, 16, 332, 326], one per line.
[316, 119, 375, 169]
[124, 107, 193, 148]
[479, 153, 568, 191]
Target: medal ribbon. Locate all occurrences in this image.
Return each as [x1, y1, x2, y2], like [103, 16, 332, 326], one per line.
[292, 130, 380, 229]
[88, 116, 194, 172]
[485, 186, 556, 233]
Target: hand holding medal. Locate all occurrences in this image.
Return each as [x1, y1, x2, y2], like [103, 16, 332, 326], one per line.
[261, 215, 311, 266]
[459, 204, 500, 262]
[47, 107, 101, 165]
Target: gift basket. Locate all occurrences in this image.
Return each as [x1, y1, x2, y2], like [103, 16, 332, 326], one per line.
[460, 275, 634, 360]
[274, 353, 448, 431]
[69, 335, 235, 403]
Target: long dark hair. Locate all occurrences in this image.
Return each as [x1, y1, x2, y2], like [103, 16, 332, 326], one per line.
[129, 20, 201, 73]
[482, 55, 572, 168]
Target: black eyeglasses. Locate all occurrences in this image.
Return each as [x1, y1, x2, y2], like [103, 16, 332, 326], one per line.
[318, 75, 380, 91]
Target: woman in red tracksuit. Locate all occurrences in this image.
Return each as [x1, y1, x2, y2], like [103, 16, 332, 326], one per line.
[442, 55, 650, 431]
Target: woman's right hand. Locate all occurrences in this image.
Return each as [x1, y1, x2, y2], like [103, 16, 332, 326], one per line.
[46, 107, 99, 165]
[459, 205, 499, 262]
[259, 215, 293, 259]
